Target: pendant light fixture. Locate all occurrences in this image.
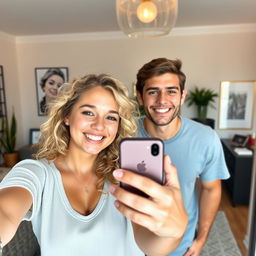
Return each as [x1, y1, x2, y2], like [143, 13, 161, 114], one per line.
[116, 0, 178, 38]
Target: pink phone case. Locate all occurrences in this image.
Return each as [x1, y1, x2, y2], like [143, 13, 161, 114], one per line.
[120, 138, 164, 197]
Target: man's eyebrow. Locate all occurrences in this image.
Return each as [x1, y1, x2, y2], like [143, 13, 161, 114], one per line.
[145, 87, 159, 91]
[145, 86, 179, 91]
[79, 104, 119, 115]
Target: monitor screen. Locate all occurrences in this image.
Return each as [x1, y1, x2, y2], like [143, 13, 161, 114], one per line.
[231, 134, 249, 147]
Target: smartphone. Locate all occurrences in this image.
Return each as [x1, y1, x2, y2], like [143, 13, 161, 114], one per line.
[119, 138, 165, 197]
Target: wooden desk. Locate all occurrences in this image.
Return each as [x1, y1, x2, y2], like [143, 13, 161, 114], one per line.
[221, 139, 253, 206]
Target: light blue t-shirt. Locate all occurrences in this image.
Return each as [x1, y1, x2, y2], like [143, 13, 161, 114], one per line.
[0, 159, 144, 256]
[138, 116, 230, 256]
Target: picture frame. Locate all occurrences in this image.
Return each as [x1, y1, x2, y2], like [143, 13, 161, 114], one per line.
[29, 128, 41, 145]
[231, 134, 250, 147]
[35, 67, 69, 116]
[218, 80, 256, 129]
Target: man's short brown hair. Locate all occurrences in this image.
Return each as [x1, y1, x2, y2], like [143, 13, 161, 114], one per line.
[136, 58, 186, 95]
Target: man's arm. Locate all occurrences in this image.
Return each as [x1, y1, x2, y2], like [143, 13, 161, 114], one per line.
[184, 179, 221, 256]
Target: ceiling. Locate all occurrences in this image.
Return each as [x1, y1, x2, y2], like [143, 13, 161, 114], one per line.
[0, 0, 255, 36]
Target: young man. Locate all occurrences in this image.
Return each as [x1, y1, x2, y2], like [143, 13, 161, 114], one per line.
[136, 58, 230, 256]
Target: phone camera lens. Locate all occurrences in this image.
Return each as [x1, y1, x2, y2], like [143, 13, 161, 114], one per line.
[151, 143, 159, 156]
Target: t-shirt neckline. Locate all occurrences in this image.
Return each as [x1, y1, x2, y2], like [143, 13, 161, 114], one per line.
[49, 161, 108, 222]
[139, 116, 184, 144]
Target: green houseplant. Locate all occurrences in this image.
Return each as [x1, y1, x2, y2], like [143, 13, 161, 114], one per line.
[0, 112, 19, 167]
[186, 87, 218, 128]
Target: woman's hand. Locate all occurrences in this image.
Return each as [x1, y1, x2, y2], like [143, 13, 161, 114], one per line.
[109, 155, 188, 239]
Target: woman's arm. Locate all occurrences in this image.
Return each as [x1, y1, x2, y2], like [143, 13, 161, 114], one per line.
[0, 187, 32, 246]
[109, 155, 188, 256]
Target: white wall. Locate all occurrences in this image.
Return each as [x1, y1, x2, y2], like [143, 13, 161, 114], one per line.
[1, 27, 256, 147]
[0, 33, 23, 147]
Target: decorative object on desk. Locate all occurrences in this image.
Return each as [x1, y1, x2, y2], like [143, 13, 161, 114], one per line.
[234, 147, 253, 156]
[201, 211, 241, 256]
[219, 80, 256, 129]
[29, 128, 41, 145]
[231, 134, 250, 147]
[116, 0, 178, 38]
[0, 111, 19, 167]
[35, 67, 69, 116]
[186, 86, 218, 129]
[249, 132, 256, 148]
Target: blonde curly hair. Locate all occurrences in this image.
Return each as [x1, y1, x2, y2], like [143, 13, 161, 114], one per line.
[35, 74, 138, 187]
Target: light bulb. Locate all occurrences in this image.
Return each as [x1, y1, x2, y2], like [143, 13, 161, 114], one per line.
[136, 1, 157, 23]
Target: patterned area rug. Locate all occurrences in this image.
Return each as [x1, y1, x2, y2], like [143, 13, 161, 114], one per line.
[201, 211, 242, 256]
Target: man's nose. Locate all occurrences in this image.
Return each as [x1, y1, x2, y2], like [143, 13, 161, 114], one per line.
[157, 91, 168, 104]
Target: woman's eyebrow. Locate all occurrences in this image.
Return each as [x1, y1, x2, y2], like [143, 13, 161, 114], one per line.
[79, 104, 95, 109]
[79, 104, 119, 115]
[109, 110, 119, 115]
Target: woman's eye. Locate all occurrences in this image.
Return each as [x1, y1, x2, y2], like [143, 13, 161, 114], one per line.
[107, 116, 118, 121]
[82, 111, 94, 116]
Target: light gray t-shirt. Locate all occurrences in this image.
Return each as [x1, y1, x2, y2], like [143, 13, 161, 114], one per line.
[0, 159, 144, 256]
[138, 117, 230, 256]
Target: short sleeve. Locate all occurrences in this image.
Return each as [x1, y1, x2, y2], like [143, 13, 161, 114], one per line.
[0, 159, 46, 220]
[200, 131, 230, 182]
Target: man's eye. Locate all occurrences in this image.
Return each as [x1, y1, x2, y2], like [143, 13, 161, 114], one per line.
[148, 91, 158, 95]
[49, 81, 55, 85]
[82, 111, 94, 116]
[107, 116, 118, 121]
[168, 90, 177, 94]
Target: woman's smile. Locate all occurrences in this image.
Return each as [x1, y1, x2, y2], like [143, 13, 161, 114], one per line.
[84, 133, 105, 143]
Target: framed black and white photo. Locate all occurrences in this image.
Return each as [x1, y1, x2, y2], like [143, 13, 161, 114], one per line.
[29, 129, 41, 145]
[218, 80, 256, 129]
[35, 67, 69, 116]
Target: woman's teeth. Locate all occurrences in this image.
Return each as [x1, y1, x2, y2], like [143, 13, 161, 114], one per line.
[85, 134, 103, 141]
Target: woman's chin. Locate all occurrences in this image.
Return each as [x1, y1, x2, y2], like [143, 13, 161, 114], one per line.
[84, 146, 102, 155]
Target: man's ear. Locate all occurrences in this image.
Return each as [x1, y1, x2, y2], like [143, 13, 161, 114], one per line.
[181, 89, 187, 105]
[136, 91, 144, 106]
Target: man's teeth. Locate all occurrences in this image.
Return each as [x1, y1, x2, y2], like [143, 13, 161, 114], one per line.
[155, 108, 169, 113]
[86, 134, 103, 141]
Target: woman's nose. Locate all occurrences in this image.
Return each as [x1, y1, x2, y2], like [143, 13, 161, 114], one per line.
[91, 117, 105, 131]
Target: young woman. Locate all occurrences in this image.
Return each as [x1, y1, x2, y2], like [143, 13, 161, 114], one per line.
[0, 74, 187, 256]
[39, 68, 65, 115]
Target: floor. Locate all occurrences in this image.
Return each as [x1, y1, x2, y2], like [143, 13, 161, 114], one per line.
[219, 183, 249, 256]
